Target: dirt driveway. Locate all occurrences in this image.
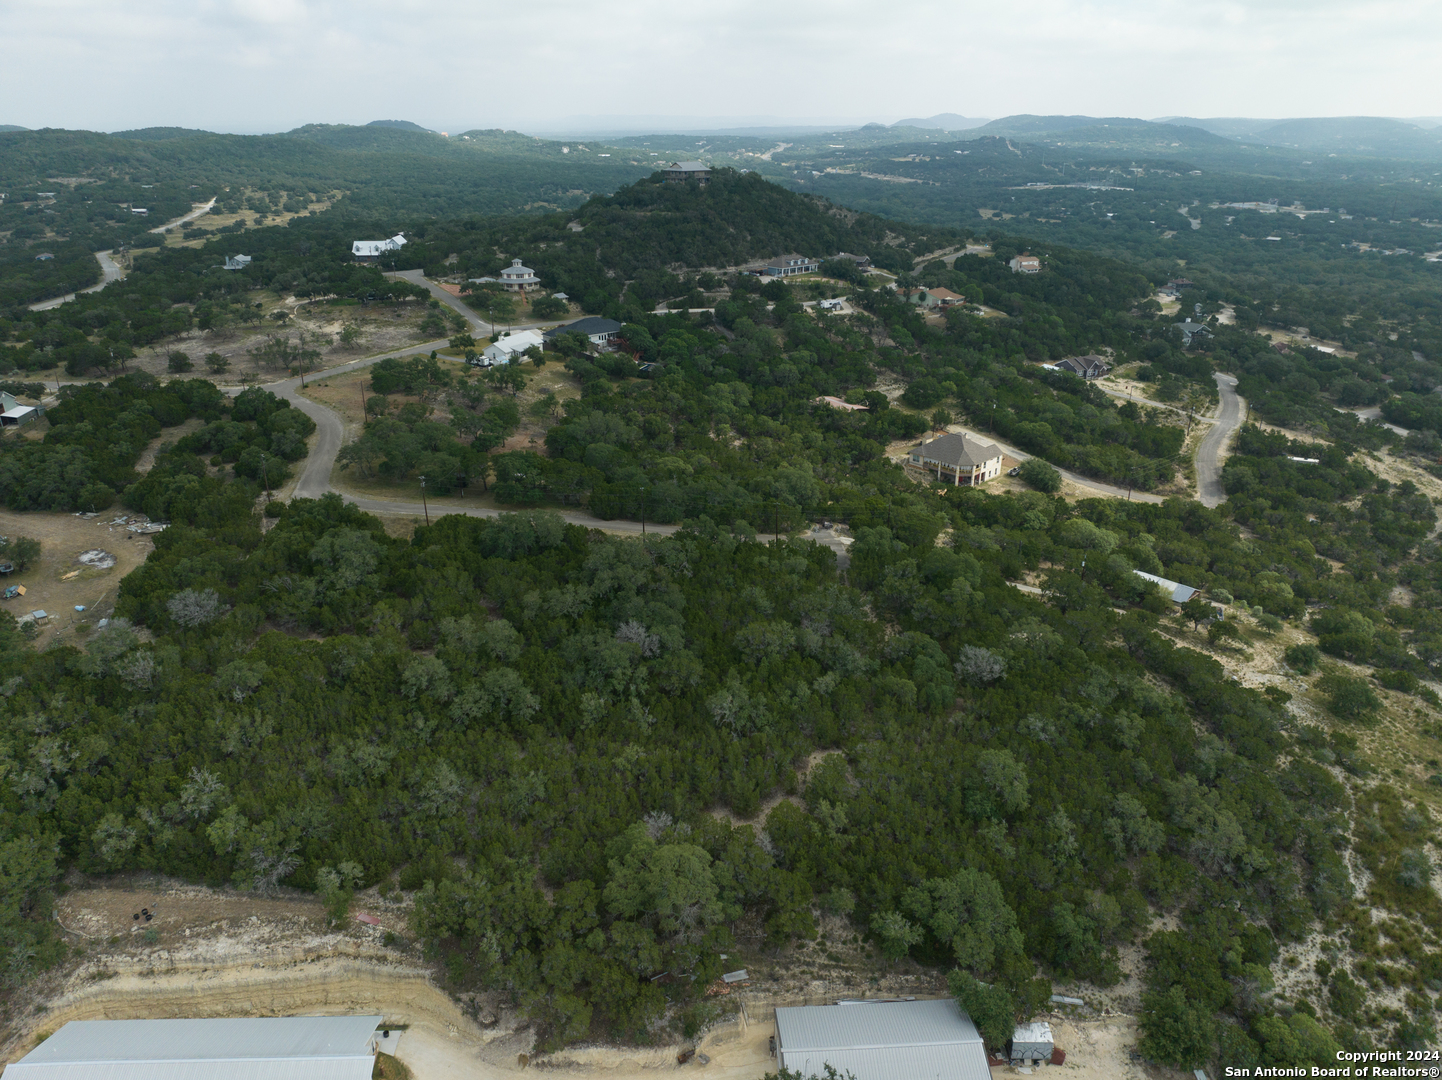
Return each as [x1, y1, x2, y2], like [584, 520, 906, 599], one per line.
[0, 509, 155, 647]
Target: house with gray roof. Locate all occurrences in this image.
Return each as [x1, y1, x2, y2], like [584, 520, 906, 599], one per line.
[498, 258, 539, 292]
[661, 161, 711, 183]
[908, 432, 1003, 486]
[1174, 318, 1213, 348]
[544, 316, 623, 349]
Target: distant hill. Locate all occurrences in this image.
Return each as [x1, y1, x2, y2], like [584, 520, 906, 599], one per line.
[1161, 117, 1279, 139]
[891, 114, 990, 130]
[978, 114, 1147, 135]
[110, 127, 216, 140]
[1247, 116, 1442, 158]
[367, 120, 433, 132]
[0, 124, 28, 133]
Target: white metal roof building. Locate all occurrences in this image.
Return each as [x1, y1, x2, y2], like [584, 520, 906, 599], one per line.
[352, 234, 407, 258]
[479, 328, 545, 366]
[4, 1016, 384, 1080]
[1132, 569, 1199, 603]
[774, 998, 990, 1080]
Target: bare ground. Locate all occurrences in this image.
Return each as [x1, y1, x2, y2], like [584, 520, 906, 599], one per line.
[0, 508, 155, 648]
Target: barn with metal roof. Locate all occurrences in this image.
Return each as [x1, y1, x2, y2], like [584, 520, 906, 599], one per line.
[4, 1015, 385, 1080]
[773, 998, 990, 1080]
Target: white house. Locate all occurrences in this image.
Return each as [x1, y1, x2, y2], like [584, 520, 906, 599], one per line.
[223, 255, 252, 270]
[352, 233, 407, 260]
[543, 317, 623, 350]
[477, 329, 545, 366]
[498, 258, 539, 292]
[1009, 253, 1040, 274]
[908, 432, 1003, 486]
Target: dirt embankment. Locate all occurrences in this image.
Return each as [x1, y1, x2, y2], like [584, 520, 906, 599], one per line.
[5, 876, 1181, 1080]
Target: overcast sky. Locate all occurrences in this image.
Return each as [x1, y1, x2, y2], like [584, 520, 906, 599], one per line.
[3, 0, 1439, 134]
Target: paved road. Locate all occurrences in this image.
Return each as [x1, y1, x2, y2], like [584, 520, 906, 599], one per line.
[1196, 373, 1246, 508]
[936, 426, 1167, 504]
[27, 250, 128, 311]
[149, 197, 216, 234]
[389, 269, 490, 335]
[1338, 404, 1408, 437]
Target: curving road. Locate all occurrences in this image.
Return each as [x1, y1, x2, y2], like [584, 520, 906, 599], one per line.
[1196, 373, 1246, 508]
[263, 330, 681, 537]
[27, 250, 128, 311]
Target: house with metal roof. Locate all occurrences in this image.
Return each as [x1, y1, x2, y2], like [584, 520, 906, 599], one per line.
[661, 161, 711, 183]
[223, 254, 252, 270]
[763, 254, 820, 277]
[352, 233, 407, 260]
[774, 998, 990, 1080]
[908, 432, 1003, 486]
[4, 1015, 386, 1080]
[478, 329, 545, 366]
[498, 258, 539, 292]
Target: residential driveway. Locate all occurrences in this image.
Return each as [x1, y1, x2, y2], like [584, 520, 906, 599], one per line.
[388, 269, 489, 335]
[1196, 373, 1246, 508]
[937, 426, 1167, 504]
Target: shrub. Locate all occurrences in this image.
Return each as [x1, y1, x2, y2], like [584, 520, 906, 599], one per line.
[166, 351, 194, 373]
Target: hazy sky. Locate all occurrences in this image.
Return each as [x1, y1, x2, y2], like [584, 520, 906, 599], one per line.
[3, 0, 1439, 134]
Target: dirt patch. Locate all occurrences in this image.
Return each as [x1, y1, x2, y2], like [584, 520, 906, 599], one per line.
[0, 509, 154, 647]
[76, 549, 116, 570]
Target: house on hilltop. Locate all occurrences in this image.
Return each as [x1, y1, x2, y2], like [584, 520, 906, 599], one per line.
[909, 432, 1003, 486]
[1009, 253, 1040, 274]
[661, 161, 711, 183]
[763, 254, 820, 277]
[352, 233, 406, 260]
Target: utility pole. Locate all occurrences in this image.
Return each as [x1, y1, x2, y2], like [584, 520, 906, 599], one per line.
[419, 476, 429, 526]
[360, 384, 367, 419]
[260, 452, 270, 501]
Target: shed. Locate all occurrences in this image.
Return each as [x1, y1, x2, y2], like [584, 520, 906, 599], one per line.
[774, 998, 990, 1080]
[1132, 569, 1198, 603]
[1, 404, 38, 427]
[4, 1015, 384, 1080]
[1010, 1021, 1053, 1064]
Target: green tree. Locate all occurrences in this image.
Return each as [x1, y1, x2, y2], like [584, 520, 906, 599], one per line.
[1139, 986, 1216, 1069]
[903, 867, 1024, 973]
[948, 970, 1015, 1050]
[204, 352, 230, 374]
[166, 350, 194, 373]
[1017, 457, 1061, 493]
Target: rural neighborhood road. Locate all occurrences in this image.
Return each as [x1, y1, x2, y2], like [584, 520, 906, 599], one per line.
[265, 330, 682, 537]
[27, 250, 128, 311]
[148, 198, 217, 234]
[1196, 373, 1246, 508]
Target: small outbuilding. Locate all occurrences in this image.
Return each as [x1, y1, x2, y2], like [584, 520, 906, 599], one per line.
[3, 1015, 385, 1080]
[774, 998, 990, 1080]
[1010, 1021, 1054, 1065]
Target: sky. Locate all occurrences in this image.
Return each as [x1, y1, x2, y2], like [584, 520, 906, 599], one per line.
[2, 0, 1440, 134]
